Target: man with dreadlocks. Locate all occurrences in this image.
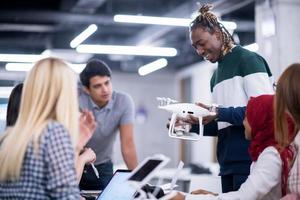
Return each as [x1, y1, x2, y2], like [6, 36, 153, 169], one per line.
[184, 4, 274, 193]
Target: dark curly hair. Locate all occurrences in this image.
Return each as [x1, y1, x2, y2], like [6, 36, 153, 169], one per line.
[190, 4, 235, 57]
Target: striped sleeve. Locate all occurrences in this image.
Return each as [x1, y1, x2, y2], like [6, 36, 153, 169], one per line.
[242, 54, 274, 98]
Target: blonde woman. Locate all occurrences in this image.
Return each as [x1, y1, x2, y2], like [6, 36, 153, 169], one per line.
[0, 58, 95, 199]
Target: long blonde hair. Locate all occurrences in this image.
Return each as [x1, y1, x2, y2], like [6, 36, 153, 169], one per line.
[275, 63, 300, 147]
[0, 58, 79, 181]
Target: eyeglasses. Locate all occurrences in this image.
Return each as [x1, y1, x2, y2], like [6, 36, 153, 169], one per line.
[273, 82, 277, 91]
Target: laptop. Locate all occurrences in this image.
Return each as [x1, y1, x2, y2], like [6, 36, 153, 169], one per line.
[96, 169, 136, 200]
[96, 155, 178, 200]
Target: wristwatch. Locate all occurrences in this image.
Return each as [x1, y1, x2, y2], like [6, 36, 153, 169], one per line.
[209, 104, 219, 121]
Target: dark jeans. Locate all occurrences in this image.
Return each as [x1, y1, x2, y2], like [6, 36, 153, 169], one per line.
[79, 161, 113, 190]
[221, 174, 248, 193]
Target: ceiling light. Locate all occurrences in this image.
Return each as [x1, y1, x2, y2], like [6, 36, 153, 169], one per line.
[114, 15, 191, 26]
[5, 62, 86, 73]
[138, 58, 168, 76]
[0, 54, 47, 63]
[70, 24, 98, 48]
[5, 63, 33, 71]
[114, 14, 237, 30]
[76, 45, 177, 57]
[244, 43, 259, 52]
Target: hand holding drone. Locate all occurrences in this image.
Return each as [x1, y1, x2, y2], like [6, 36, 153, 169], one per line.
[157, 97, 216, 140]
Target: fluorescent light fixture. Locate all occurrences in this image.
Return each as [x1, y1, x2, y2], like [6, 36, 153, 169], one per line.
[0, 54, 47, 63]
[5, 62, 86, 73]
[5, 63, 33, 71]
[114, 14, 237, 30]
[76, 45, 177, 57]
[70, 24, 98, 48]
[244, 43, 259, 52]
[138, 58, 168, 76]
[114, 15, 191, 27]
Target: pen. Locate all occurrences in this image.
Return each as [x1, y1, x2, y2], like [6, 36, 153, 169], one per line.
[91, 163, 100, 179]
[171, 160, 184, 190]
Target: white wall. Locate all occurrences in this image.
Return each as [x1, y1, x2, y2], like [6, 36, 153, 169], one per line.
[176, 61, 217, 164]
[111, 71, 180, 167]
[256, 0, 300, 80]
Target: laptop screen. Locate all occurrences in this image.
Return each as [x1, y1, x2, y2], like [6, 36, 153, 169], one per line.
[96, 170, 136, 200]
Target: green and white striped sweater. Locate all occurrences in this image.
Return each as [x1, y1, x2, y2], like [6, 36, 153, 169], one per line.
[211, 45, 274, 130]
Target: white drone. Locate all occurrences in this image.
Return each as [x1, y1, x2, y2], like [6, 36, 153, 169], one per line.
[157, 97, 216, 140]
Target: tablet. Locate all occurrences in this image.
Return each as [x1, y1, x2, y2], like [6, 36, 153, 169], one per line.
[96, 169, 136, 200]
[127, 154, 170, 186]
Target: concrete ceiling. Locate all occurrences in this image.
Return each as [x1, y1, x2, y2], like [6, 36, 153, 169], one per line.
[0, 0, 255, 83]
